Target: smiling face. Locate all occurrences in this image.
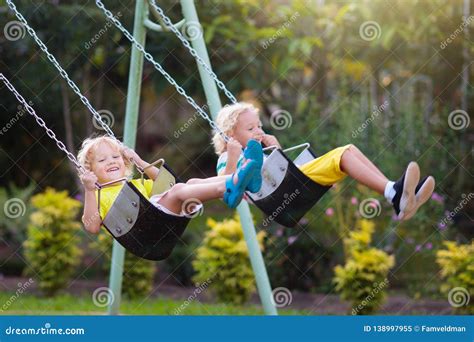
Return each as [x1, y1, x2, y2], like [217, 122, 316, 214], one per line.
[90, 142, 126, 183]
[230, 109, 265, 148]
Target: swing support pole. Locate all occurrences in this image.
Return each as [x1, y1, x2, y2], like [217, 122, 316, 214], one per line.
[180, 0, 278, 316]
[108, 0, 277, 316]
[107, 0, 149, 315]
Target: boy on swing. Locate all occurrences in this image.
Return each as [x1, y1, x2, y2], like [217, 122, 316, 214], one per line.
[213, 102, 435, 221]
[79, 135, 264, 233]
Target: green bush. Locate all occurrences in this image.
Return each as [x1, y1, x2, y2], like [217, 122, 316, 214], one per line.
[0, 182, 36, 246]
[91, 232, 156, 299]
[436, 241, 474, 314]
[192, 215, 265, 305]
[23, 188, 82, 296]
[333, 219, 395, 315]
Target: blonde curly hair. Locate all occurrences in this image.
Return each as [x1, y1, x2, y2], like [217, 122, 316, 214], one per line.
[212, 102, 260, 156]
[77, 135, 133, 177]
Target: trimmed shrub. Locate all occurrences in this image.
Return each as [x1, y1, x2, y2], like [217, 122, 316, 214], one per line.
[193, 215, 265, 305]
[333, 219, 395, 314]
[24, 188, 82, 296]
[436, 241, 474, 314]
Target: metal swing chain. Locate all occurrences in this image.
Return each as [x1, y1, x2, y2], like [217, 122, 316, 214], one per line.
[0, 73, 85, 173]
[5, 0, 147, 174]
[5, 0, 117, 140]
[94, 0, 230, 142]
[147, 0, 237, 104]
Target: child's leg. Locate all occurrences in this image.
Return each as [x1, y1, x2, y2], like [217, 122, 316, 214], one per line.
[159, 157, 260, 213]
[347, 144, 387, 180]
[186, 175, 226, 185]
[339, 145, 389, 195]
[158, 179, 226, 214]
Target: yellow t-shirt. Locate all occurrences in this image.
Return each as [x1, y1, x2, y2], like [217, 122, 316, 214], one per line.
[95, 179, 154, 219]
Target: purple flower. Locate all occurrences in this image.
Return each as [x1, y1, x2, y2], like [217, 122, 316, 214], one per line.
[431, 192, 444, 203]
[298, 218, 309, 226]
[425, 242, 433, 250]
[325, 208, 334, 216]
[438, 222, 447, 230]
[369, 201, 378, 208]
[351, 197, 358, 205]
[415, 244, 422, 252]
[288, 236, 298, 245]
[275, 227, 284, 237]
[392, 213, 400, 221]
[74, 193, 83, 202]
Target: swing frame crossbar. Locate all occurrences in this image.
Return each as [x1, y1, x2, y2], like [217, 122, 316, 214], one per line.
[3, 0, 278, 315]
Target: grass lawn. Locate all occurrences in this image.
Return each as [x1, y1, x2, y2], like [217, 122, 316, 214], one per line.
[0, 292, 308, 315]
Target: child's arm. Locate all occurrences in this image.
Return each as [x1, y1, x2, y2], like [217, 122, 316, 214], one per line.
[222, 138, 242, 175]
[80, 171, 102, 234]
[123, 148, 160, 181]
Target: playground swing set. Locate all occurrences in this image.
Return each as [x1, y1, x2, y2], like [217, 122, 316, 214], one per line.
[2, 0, 333, 315]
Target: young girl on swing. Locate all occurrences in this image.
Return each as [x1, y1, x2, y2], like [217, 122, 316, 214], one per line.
[78, 135, 263, 234]
[213, 102, 435, 221]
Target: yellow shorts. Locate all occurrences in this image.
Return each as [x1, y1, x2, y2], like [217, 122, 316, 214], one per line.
[298, 144, 353, 186]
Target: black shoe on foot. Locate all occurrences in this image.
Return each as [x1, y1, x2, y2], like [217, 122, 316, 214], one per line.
[403, 176, 435, 220]
[391, 161, 420, 220]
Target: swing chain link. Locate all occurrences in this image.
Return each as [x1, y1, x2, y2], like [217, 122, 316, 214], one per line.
[0, 73, 85, 172]
[6, 0, 146, 173]
[147, 0, 237, 105]
[94, 0, 230, 142]
[6, 0, 117, 140]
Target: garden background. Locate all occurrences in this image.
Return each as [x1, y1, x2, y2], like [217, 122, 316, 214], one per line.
[0, 0, 472, 315]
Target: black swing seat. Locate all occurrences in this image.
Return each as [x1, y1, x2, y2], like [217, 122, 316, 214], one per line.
[246, 144, 331, 228]
[101, 164, 189, 261]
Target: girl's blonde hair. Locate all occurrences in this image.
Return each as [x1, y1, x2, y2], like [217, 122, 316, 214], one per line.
[212, 102, 259, 155]
[77, 135, 133, 177]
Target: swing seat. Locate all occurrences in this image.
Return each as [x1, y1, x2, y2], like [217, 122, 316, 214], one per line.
[246, 144, 331, 228]
[101, 163, 189, 261]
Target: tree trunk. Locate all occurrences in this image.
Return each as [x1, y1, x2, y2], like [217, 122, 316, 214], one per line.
[82, 63, 93, 136]
[60, 78, 82, 190]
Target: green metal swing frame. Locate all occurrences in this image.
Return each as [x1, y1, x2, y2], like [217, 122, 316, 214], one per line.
[108, 0, 277, 316]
